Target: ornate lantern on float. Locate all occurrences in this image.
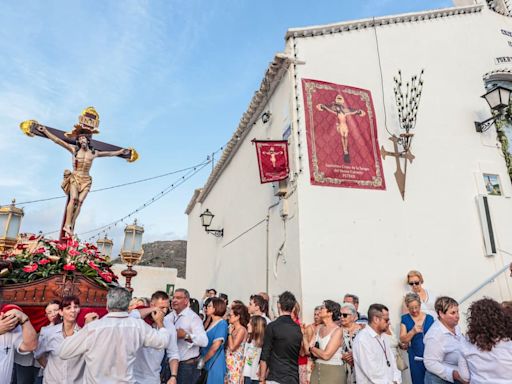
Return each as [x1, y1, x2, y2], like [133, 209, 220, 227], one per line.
[120, 220, 144, 291]
[0, 199, 24, 252]
[96, 234, 113, 261]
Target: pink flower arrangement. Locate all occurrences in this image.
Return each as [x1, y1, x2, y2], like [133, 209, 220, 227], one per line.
[63, 263, 76, 271]
[2, 235, 118, 287]
[22, 264, 38, 273]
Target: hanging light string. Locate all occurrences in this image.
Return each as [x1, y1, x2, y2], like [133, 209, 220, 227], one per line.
[38, 144, 226, 239]
[42, 158, 212, 240]
[2, 157, 219, 208]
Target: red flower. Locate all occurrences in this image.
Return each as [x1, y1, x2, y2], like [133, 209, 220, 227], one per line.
[22, 264, 38, 273]
[99, 271, 113, 283]
[88, 261, 100, 271]
[57, 243, 67, 251]
[28, 234, 38, 241]
[67, 239, 79, 248]
[16, 243, 28, 250]
[33, 247, 46, 254]
[63, 264, 76, 271]
[68, 249, 80, 257]
[38, 259, 51, 265]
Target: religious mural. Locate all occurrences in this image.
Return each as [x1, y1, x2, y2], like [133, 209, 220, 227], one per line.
[302, 79, 386, 190]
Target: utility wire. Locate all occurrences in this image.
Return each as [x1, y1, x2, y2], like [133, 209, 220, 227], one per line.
[3, 149, 223, 207]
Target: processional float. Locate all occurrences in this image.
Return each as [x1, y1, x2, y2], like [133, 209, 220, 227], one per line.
[0, 108, 140, 328]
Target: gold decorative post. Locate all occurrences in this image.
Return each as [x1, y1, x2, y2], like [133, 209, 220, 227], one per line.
[0, 199, 24, 252]
[120, 220, 144, 292]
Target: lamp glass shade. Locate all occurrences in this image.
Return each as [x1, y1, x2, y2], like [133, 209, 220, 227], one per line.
[96, 237, 113, 258]
[6, 215, 22, 239]
[0, 215, 8, 238]
[0, 202, 23, 240]
[121, 222, 144, 253]
[200, 209, 214, 227]
[483, 86, 511, 111]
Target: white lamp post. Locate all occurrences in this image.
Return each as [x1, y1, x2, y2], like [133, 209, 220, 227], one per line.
[475, 85, 512, 132]
[96, 235, 113, 260]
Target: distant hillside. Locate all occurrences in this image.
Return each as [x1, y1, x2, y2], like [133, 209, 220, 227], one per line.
[113, 240, 187, 278]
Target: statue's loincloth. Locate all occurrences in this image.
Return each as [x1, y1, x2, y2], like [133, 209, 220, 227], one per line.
[61, 170, 92, 194]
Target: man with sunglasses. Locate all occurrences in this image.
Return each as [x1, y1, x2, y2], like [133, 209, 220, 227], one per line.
[353, 304, 402, 384]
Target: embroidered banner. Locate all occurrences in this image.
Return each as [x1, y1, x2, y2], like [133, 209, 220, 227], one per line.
[302, 79, 385, 190]
[253, 140, 289, 183]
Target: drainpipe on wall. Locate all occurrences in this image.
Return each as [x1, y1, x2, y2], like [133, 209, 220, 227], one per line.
[266, 201, 280, 293]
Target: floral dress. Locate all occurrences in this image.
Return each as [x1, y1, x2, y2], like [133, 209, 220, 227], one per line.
[225, 339, 245, 384]
[342, 327, 361, 384]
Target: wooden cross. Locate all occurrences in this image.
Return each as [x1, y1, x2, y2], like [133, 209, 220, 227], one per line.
[381, 134, 415, 200]
[20, 109, 137, 240]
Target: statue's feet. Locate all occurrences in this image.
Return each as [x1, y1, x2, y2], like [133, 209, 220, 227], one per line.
[343, 153, 351, 163]
[63, 225, 74, 237]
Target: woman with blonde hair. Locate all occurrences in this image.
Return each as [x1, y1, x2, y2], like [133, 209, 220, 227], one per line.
[424, 296, 464, 384]
[403, 270, 437, 317]
[242, 315, 267, 384]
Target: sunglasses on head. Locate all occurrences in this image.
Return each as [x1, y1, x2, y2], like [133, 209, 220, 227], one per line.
[408, 281, 421, 286]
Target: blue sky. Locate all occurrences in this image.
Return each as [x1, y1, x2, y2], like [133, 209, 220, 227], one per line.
[0, 0, 452, 254]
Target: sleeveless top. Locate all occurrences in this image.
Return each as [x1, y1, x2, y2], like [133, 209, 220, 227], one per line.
[315, 327, 343, 366]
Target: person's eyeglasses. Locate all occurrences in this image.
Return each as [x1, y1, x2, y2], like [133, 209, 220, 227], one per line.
[340, 313, 351, 318]
[408, 281, 421, 286]
[380, 317, 390, 323]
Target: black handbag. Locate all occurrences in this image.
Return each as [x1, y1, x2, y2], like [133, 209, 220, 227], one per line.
[195, 340, 224, 384]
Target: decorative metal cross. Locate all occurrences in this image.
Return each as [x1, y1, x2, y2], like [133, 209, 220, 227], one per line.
[381, 70, 424, 200]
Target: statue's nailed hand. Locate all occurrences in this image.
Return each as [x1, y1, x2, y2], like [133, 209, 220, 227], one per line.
[123, 149, 131, 156]
[36, 125, 47, 134]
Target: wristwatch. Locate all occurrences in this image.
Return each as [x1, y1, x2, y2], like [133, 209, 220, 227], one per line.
[185, 333, 192, 342]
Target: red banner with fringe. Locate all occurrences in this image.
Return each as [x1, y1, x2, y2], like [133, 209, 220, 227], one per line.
[253, 140, 289, 183]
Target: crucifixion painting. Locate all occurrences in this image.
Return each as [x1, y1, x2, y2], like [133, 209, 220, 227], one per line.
[20, 107, 138, 240]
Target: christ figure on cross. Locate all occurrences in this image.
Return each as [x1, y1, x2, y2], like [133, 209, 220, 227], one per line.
[316, 94, 366, 164]
[263, 146, 284, 168]
[20, 107, 137, 239]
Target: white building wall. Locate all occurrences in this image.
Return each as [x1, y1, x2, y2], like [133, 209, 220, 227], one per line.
[185, 74, 303, 306]
[292, 6, 512, 322]
[111, 264, 177, 298]
[185, 4, 512, 329]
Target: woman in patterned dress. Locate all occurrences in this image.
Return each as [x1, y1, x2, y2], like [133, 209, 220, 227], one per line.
[339, 303, 362, 384]
[225, 302, 249, 383]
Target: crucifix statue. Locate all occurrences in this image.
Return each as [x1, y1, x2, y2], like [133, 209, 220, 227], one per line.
[20, 107, 138, 240]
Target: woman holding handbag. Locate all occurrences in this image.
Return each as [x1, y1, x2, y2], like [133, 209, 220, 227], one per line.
[198, 298, 229, 384]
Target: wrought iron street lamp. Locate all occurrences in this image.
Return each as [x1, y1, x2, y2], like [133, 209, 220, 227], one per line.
[475, 85, 512, 132]
[0, 199, 24, 252]
[200, 209, 224, 237]
[120, 220, 144, 291]
[96, 235, 113, 261]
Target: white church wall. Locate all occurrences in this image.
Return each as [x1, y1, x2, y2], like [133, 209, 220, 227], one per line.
[184, 74, 304, 305]
[291, 7, 512, 322]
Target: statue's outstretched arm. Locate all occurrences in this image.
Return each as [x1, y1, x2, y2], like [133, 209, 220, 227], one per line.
[36, 125, 74, 153]
[96, 148, 131, 158]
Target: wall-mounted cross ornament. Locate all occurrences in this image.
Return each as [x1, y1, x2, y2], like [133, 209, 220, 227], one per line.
[381, 69, 424, 199]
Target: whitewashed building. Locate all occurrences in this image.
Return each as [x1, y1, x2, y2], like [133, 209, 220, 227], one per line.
[183, 0, 512, 325]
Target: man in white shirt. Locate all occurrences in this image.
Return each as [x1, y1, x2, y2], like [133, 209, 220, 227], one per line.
[166, 288, 208, 384]
[59, 287, 169, 384]
[353, 303, 402, 384]
[130, 290, 179, 384]
[0, 305, 38, 383]
[248, 294, 271, 324]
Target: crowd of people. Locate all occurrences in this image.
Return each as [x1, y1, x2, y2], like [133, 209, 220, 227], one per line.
[0, 269, 511, 384]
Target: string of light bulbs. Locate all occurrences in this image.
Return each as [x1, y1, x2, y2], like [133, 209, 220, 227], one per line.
[39, 144, 226, 239]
